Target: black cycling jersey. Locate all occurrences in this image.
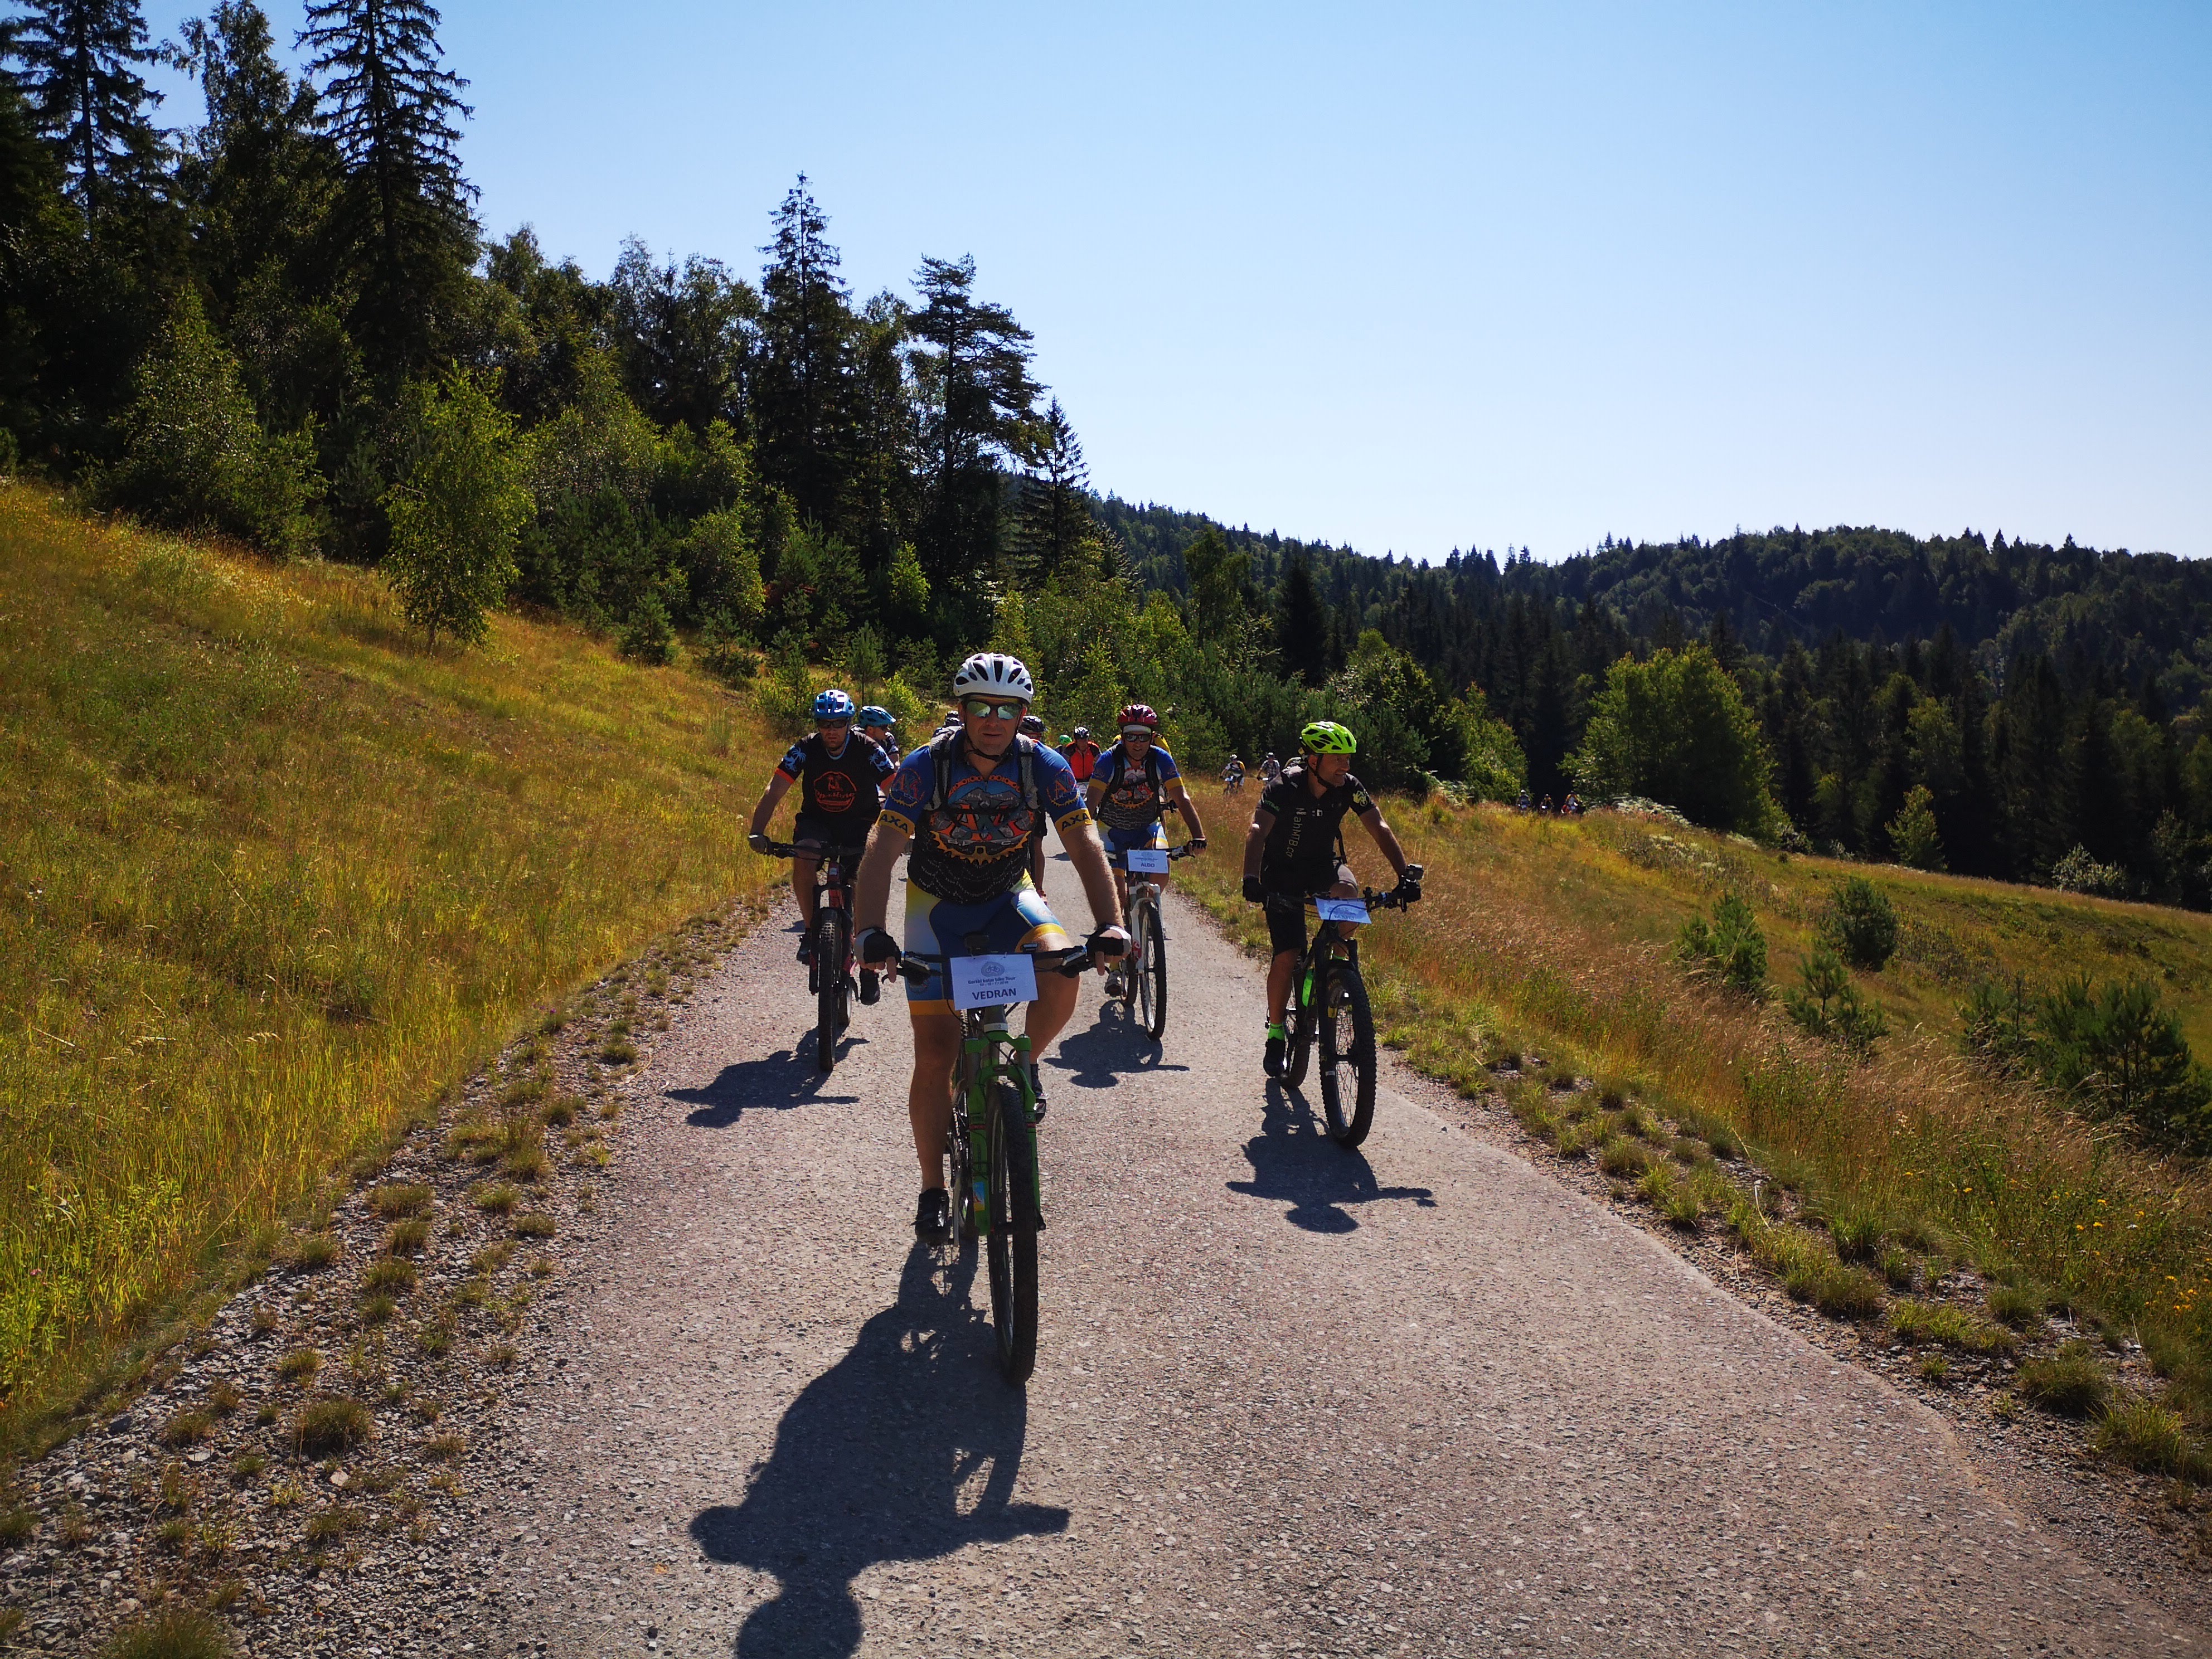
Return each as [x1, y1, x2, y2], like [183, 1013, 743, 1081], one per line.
[775, 732, 894, 836]
[1257, 764, 1375, 889]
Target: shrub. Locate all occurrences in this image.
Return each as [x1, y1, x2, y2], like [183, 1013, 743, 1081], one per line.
[2019, 1341, 2111, 1418]
[2037, 977, 2212, 1153]
[101, 289, 322, 557]
[381, 370, 532, 648]
[618, 588, 678, 664]
[1675, 891, 1767, 998]
[1568, 644, 1779, 834]
[2050, 845, 2126, 898]
[1887, 785, 1945, 871]
[1784, 941, 1890, 1060]
[1818, 877, 1899, 971]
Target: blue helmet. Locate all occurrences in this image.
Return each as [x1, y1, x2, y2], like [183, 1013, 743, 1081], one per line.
[813, 688, 856, 720]
[857, 705, 894, 729]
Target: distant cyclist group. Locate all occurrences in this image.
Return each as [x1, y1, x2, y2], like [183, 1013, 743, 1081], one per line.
[745, 652, 1424, 1332]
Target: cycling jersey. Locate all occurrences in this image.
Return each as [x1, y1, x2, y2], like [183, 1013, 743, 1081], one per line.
[1059, 739, 1100, 783]
[775, 731, 894, 838]
[880, 737, 1091, 906]
[1256, 764, 1375, 890]
[1090, 742, 1181, 830]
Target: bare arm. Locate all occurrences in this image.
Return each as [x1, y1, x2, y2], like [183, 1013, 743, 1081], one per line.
[1060, 820, 1126, 935]
[853, 819, 911, 935]
[748, 772, 794, 838]
[1243, 807, 1274, 881]
[1358, 806, 1409, 881]
[1167, 779, 1204, 841]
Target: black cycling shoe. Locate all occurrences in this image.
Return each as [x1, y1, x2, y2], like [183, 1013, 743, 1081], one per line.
[1263, 1033, 1287, 1079]
[1029, 1075, 1048, 1124]
[795, 931, 814, 964]
[914, 1187, 950, 1243]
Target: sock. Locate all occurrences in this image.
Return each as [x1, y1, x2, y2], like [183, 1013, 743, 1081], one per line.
[1267, 1021, 1286, 1041]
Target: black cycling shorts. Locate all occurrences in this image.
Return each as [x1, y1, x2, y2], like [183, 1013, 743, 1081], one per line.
[1263, 864, 1355, 957]
[793, 811, 876, 855]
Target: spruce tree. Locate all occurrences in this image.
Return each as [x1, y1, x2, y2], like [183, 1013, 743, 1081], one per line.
[1010, 397, 1091, 586]
[1274, 552, 1330, 687]
[753, 176, 857, 527]
[909, 253, 1037, 591]
[8, 0, 162, 226]
[298, 0, 475, 379]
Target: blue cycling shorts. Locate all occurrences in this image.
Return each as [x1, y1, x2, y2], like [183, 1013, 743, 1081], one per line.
[1102, 822, 1167, 864]
[902, 877, 1071, 1016]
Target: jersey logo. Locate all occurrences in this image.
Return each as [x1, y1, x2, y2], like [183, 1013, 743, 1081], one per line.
[813, 771, 860, 814]
[929, 773, 1036, 864]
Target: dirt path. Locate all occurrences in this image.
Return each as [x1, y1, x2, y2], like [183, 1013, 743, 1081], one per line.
[444, 864, 2199, 1658]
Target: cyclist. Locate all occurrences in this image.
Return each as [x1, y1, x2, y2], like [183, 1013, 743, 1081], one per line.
[1086, 702, 1206, 894]
[1241, 720, 1418, 1079]
[1258, 751, 1282, 787]
[858, 705, 900, 764]
[748, 690, 896, 963]
[1222, 754, 1245, 793]
[853, 652, 1129, 1243]
[1060, 726, 1101, 785]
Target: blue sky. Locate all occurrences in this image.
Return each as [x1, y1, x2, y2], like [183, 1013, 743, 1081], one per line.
[139, 1, 2210, 562]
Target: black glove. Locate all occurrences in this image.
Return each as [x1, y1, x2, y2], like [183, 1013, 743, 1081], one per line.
[857, 926, 898, 966]
[1188, 836, 1207, 853]
[747, 831, 772, 856]
[1398, 862, 1424, 904]
[1242, 875, 1267, 906]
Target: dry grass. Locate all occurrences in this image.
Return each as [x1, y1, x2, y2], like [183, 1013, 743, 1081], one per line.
[0, 483, 786, 1427]
[1179, 782, 2212, 1429]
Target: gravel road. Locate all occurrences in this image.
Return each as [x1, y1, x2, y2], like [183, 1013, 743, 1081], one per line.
[460, 858, 2199, 1658]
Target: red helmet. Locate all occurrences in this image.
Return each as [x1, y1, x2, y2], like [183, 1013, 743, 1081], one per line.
[1117, 704, 1159, 731]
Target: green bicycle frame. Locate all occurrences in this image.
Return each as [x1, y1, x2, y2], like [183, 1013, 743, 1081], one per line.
[959, 1011, 1042, 1236]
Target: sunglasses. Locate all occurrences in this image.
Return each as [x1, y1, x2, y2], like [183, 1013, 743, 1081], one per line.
[962, 697, 1027, 722]
[1120, 727, 1153, 740]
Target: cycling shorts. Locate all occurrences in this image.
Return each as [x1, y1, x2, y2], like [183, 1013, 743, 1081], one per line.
[1263, 865, 1357, 957]
[902, 877, 1071, 1016]
[1102, 822, 1168, 863]
[793, 811, 876, 854]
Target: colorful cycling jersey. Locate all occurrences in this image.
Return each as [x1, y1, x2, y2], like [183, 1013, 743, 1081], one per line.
[1257, 764, 1375, 887]
[776, 731, 895, 827]
[1090, 742, 1181, 830]
[1059, 738, 1101, 783]
[880, 738, 1091, 905]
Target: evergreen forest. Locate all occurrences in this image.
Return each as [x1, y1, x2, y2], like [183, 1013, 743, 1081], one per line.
[5, 0, 2210, 909]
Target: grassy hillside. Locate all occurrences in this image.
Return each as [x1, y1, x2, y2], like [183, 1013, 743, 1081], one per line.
[1179, 782, 2212, 1442]
[0, 485, 787, 1425]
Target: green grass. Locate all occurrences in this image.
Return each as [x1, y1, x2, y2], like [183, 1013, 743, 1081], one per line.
[102, 1608, 235, 1659]
[1177, 781, 2212, 1437]
[1888, 1298, 2019, 1355]
[0, 484, 787, 1427]
[2020, 1341, 2113, 1418]
[292, 1395, 370, 1456]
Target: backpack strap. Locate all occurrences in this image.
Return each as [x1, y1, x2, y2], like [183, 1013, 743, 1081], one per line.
[925, 729, 1043, 823]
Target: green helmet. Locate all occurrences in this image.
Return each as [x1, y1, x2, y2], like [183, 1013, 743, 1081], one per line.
[1299, 720, 1357, 755]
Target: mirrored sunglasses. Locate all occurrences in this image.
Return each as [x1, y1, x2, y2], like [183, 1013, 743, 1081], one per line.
[962, 697, 1027, 722]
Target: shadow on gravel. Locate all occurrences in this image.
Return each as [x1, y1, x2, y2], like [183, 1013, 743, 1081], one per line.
[1049, 1005, 1190, 1089]
[689, 1245, 1067, 1657]
[1227, 1081, 1438, 1233]
[672, 1045, 861, 1126]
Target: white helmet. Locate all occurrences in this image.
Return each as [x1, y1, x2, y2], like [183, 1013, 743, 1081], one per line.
[950, 652, 1035, 702]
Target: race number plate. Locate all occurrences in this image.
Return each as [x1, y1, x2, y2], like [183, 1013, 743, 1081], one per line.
[1314, 898, 1370, 924]
[1126, 847, 1171, 874]
[949, 953, 1040, 1010]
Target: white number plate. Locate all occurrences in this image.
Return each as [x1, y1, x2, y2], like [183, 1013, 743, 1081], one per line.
[1314, 898, 1370, 924]
[1125, 848, 1171, 874]
[949, 953, 1040, 1010]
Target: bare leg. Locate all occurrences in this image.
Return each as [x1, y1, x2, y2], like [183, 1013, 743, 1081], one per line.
[908, 1012, 963, 1187]
[1021, 967, 1081, 1055]
[792, 856, 819, 929]
[1267, 952, 1298, 1024]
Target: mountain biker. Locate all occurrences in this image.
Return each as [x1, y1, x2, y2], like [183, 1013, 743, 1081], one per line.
[1222, 754, 1245, 793]
[1259, 752, 1282, 787]
[858, 705, 900, 764]
[1059, 726, 1100, 785]
[748, 690, 896, 963]
[1241, 720, 1418, 1080]
[853, 652, 1130, 1243]
[1087, 702, 1206, 891]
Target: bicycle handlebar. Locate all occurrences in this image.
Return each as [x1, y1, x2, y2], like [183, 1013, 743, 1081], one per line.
[1264, 884, 1420, 910]
[763, 839, 871, 862]
[890, 934, 1124, 985]
[1108, 842, 1202, 869]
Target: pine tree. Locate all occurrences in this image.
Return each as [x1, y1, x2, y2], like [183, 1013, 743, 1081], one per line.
[753, 176, 857, 527]
[1274, 552, 1330, 687]
[8, 0, 163, 226]
[1010, 397, 1092, 586]
[908, 253, 1037, 593]
[298, 0, 476, 379]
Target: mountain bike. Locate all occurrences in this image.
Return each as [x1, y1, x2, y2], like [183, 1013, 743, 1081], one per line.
[1271, 872, 1422, 1147]
[894, 934, 1111, 1383]
[767, 839, 874, 1071]
[1105, 841, 1200, 1041]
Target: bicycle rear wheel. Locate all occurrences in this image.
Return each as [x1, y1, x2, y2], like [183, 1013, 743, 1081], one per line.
[1318, 966, 1377, 1146]
[985, 1079, 1039, 1382]
[1134, 902, 1168, 1041]
[814, 911, 847, 1071]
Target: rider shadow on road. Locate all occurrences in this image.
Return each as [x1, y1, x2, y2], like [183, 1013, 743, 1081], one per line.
[1046, 1004, 1190, 1092]
[671, 1044, 861, 1126]
[690, 1245, 1068, 1658]
[1227, 1081, 1437, 1233]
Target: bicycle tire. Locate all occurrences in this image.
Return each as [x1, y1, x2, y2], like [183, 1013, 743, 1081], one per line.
[1137, 900, 1168, 1041]
[814, 911, 846, 1071]
[1317, 966, 1377, 1146]
[1284, 964, 1315, 1087]
[948, 1054, 979, 1246]
[986, 1079, 1039, 1383]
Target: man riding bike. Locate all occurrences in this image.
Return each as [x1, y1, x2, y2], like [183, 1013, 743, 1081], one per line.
[1084, 704, 1206, 995]
[749, 690, 896, 963]
[853, 653, 1129, 1243]
[1059, 726, 1100, 785]
[1241, 720, 1418, 1079]
[858, 705, 900, 764]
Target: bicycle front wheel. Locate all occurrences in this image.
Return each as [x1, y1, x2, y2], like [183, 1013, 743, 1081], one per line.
[985, 1079, 1039, 1383]
[1135, 903, 1168, 1041]
[1318, 966, 1377, 1146]
[814, 911, 847, 1071]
